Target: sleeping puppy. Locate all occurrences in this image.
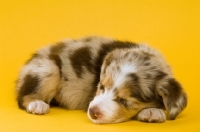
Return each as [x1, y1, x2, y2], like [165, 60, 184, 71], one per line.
[15, 36, 187, 124]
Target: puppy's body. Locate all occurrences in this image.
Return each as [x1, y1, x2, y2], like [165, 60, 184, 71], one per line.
[16, 36, 187, 124]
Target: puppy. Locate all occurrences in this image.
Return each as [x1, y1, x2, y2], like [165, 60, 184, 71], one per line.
[15, 36, 187, 124]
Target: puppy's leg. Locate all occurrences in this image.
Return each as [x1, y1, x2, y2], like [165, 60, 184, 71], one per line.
[16, 58, 60, 115]
[137, 108, 166, 123]
[27, 100, 50, 114]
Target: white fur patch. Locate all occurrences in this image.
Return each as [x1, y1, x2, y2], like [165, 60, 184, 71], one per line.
[27, 100, 49, 115]
[88, 90, 119, 123]
[113, 62, 137, 88]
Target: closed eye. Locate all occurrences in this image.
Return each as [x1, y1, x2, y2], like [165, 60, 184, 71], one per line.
[114, 97, 128, 107]
[99, 84, 105, 92]
[119, 98, 128, 107]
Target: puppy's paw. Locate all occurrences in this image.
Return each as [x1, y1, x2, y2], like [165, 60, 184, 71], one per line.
[137, 108, 166, 123]
[27, 100, 49, 115]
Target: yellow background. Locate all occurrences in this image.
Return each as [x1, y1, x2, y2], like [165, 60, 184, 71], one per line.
[0, 0, 200, 131]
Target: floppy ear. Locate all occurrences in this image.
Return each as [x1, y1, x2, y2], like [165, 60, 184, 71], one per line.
[156, 78, 187, 120]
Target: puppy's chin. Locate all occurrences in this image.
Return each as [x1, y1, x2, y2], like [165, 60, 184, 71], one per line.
[87, 110, 130, 124]
[90, 118, 129, 124]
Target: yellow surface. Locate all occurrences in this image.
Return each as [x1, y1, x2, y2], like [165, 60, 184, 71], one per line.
[0, 0, 200, 131]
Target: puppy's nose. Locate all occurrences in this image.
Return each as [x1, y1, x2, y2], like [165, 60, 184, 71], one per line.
[89, 107, 102, 120]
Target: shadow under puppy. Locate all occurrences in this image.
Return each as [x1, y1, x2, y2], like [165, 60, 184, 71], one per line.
[16, 36, 187, 124]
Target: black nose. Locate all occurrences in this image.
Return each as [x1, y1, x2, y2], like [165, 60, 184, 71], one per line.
[89, 107, 102, 120]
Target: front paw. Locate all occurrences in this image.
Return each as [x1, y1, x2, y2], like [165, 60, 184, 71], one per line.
[27, 100, 49, 115]
[137, 108, 166, 123]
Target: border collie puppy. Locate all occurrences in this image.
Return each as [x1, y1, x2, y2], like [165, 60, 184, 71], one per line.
[16, 36, 187, 124]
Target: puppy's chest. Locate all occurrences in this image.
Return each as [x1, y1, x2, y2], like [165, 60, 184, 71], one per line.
[55, 66, 98, 109]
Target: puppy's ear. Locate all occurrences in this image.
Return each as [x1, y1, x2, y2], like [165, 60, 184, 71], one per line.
[156, 78, 187, 120]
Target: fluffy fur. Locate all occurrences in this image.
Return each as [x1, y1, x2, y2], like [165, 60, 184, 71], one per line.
[16, 36, 187, 124]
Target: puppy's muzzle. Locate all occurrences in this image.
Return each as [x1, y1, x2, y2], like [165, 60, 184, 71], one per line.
[88, 107, 102, 120]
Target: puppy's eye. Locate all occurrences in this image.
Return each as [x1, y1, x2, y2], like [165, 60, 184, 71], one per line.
[118, 98, 128, 107]
[100, 84, 105, 91]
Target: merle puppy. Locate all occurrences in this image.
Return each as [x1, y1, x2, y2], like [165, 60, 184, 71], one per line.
[16, 36, 187, 124]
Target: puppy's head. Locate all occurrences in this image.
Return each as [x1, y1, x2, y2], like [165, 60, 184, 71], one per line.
[88, 45, 187, 124]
